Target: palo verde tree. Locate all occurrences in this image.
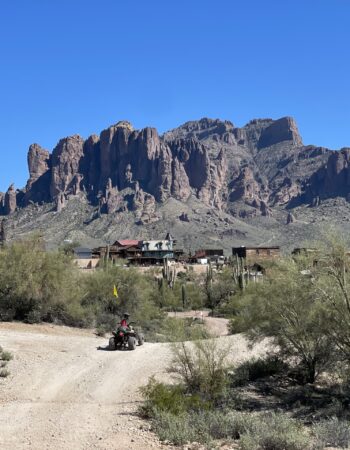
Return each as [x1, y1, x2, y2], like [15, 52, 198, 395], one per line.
[0, 234, 84, 324]
[308, 232, 350, 363]
[235, 255, 337, 384]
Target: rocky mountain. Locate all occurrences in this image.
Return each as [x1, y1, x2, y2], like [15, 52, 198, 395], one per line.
[1, 116, 350, 251]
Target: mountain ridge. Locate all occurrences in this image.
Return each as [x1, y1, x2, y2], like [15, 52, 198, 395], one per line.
[1, 116, 349, 250]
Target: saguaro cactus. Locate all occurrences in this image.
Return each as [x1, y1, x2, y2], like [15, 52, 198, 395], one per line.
[232, 255, 246, 291]
[163, 258, 176, 289]
[206, 261, 214, 286]
[181, 284, 188, 309]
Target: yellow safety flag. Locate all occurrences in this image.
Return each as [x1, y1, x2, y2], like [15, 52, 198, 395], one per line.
[113, 285, 119, 299]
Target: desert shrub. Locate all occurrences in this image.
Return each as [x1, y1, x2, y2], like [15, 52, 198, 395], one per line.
[232, 355, 288, 387]
[169, 339, 229, 404]
[150, 409, 306, 447]
[25, 309, 42, 324]
[0, 351, 13, 362]
[0, 369, 10, 378]
[239, 412, 310, 450]
[0, 347, 12, 378]
[139, 377, 208, 417]
[151, 410, 240, 445]
[312, 417, 350, 449]
[152, 411, 207, 445]
[94, 312, 119, 336]
[58, 240, 81, 256]
[160, 317, 210, 342]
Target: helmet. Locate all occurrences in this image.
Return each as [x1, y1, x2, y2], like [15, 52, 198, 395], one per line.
[123, 312, 130, 318]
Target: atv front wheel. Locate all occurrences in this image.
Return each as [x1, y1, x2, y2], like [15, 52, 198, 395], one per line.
[128, 337, 137, 350]
[108, 337, 116, 351]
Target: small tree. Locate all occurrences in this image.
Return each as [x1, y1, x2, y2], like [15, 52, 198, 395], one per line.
[237, 256, 337, 383]
[309, 233, 350, 363]
[204, 268, 237, 314]
[0, 235, 83, 324]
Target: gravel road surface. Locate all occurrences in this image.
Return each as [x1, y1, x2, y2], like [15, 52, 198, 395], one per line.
[0, 322, 268, 450]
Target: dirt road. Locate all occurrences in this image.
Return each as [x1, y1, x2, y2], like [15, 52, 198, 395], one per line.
[0, 323, 268, 450]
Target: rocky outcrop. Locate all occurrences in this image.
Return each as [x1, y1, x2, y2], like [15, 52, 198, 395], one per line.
[132, 184, 158, 224]
[209, 149, 228, 209]
[297, 148, 350, 206]
[0, 219, 6, 245]
[164, 118, 235, 143]
[55, 192, 66, 212]
[271, 177, 301, 205]
[26, 144, 50, 190]
[81, 134, 100, 196]
[4, 184, 17, 214]
[258, 117, 302, 149]
[229, 168, 265, 205]
[50, 135, 85, 199]
[286, 212, 296, 224]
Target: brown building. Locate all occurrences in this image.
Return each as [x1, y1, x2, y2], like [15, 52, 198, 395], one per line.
[232, 246, 280, 260]
[93, 236, 184, 265]
[189, 249, 224, 262]
[93, 240, 142, 262]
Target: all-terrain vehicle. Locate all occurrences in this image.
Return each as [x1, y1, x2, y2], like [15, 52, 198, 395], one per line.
[108, 325, 145, 351]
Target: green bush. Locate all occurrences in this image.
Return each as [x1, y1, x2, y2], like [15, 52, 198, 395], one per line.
[232, 355, 288, 387]
[312, 417, 350, 449]
[239, 412, 310, 450]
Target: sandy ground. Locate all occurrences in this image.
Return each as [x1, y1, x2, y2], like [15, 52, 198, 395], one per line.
[0, 322, 268, 450]
[167, 310, 230, 337]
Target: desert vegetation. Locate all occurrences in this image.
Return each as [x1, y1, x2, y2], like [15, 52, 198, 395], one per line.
[140, 233, 350, 449]
[3, 234, 350, 447]
[140, 340, 350, 449]
[0, 346, 13, 378]
[0, 235, 208, 341]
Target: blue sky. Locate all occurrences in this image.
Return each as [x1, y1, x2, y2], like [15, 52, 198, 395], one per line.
[0, 0, 349, 191]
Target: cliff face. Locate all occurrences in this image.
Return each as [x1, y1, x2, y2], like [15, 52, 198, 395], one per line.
[299, 148, 350, 204]
[0, 116, 346, 221]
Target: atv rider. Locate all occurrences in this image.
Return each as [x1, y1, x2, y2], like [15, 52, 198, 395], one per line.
[119, 312, 131, 332]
